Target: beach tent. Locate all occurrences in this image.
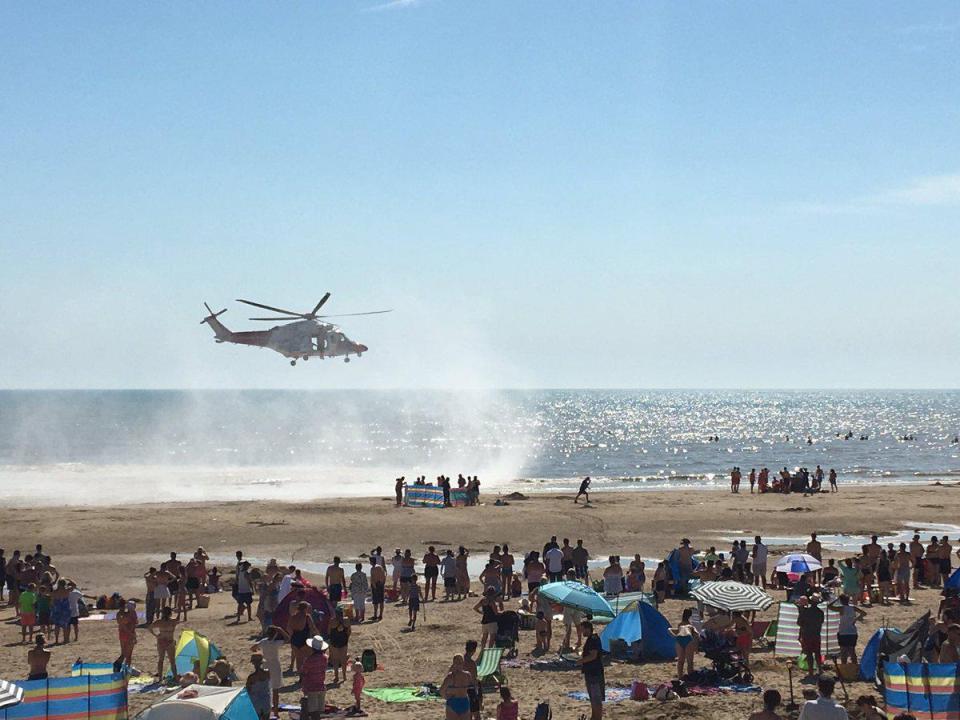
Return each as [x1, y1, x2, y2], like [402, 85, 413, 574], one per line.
[599, 601, 676, 661]
[271, 585, 336, 634]
[135, 684, 258, 720]
[946, 567, 960, 590]
[860, 612, 930, 685]
[883, 662, 960, 719]
[174, 630, 223, 679]
[664, 550, 699, 595]
[773, 602, 838, 658]
[0, 672, 127, 720]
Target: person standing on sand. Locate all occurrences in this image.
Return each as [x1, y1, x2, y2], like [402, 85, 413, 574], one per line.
[441, 550, 458, 602]
[796, 597, 824, 679]
[574, 476, 591, 504]
[456, 547, 471, 600]
[829, 468, 838, 492]
[115, 599, 138, 668]
[369, 557, 386, 620]
[148, 606, 178, 680]
[287, 600, 319, 672]
[27, 634, 51, 680]
[326, 557, 346, 603]
[440, 654, 473, 720]
[753, 536, 769, 588]
[349, 563, 368, 622]
[671, 608, 699, 679]
[252, 625, 288, 718]
[394, 476, 405, 506]
[500, 545, 515, 600]
[474, 587, 502, 648]
[463, 640, 482, 720]
[579, 620, 605, 720]
[572, 539, 590, 581]
[301, 636, 329, 720]
[423, 546, 440, 601]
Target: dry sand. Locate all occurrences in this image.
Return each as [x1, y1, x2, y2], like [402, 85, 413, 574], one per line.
[1, 483, 958, 719]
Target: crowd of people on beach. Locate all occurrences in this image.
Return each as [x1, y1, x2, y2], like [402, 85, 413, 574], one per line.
[394, 473, 483, 507]
[729, 466, 839, 494]
[5, 507, 960, 720]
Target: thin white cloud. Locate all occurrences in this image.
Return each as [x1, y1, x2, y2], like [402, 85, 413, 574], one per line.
[363, 0, 423, 12]
[783, 173, 960, 215]
[873, 173, 960, 207]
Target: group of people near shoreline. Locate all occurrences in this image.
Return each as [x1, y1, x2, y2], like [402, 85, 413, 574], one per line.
[394, 473, 482, 507]
[730, 466, 838, 494]
[6, 516, 960, 720]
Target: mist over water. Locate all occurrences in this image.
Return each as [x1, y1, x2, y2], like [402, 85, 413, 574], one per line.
[1, 389, 960, 505]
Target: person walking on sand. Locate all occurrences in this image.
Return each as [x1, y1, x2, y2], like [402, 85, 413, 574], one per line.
[574, 476, 591, 504]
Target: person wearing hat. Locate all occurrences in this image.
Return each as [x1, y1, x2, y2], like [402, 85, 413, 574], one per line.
[301, 635, 329, 720]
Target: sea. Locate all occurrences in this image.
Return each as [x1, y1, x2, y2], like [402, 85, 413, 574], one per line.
[1, 389, 959, 506]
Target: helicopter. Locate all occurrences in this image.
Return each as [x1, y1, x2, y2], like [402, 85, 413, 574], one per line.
[201, 293, 390, 366]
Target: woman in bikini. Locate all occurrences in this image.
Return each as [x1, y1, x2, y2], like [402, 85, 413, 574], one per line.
[116, 599, 138, 668]
[287, 600, 318, 672]
[148, 606, 179, 680]
[440, 654, 473, 720]
[671, 608, 699, 679]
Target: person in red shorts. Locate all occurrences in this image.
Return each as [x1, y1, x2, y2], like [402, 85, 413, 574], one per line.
[796, 596, 824, 679]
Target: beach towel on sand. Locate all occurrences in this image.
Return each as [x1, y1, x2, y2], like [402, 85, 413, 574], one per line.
[567, 687, 632, 704]
[362, 688, 440, 703]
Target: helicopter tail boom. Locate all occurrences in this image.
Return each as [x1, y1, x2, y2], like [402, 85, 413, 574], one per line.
[201, 303, 234, 342]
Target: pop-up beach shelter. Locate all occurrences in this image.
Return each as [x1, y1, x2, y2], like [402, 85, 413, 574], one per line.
[859, 612, 930, 684]
[135, 685, 258, 720]
[946, 567, 960, 590]
[272, 585, 336, 634]
[599, 601, 676, 660]
[175, 630, 223, 678]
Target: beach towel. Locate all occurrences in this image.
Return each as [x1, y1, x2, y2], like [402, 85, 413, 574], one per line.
[362, 688, 440, 703]
[567, 687, 632, 704]
[80, 611, 146, 622]
[773, 602, 838, 658]
[884, 661, 960, 719]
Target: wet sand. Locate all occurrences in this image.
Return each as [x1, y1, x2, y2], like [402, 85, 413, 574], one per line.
[1, 484, 957, 719]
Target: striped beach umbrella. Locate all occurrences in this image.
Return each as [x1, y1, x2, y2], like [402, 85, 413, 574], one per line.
[774, 553, 822, 574]
[690, 581, 774, 612]
[0, 679, 24, 710]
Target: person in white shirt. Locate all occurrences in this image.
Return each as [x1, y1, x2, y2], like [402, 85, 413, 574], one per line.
[66, 581, 86, 642]
[349, 564, 369, 622]
[544, 546, 564, 583]
[752, 536, 769, 588]
[798, 677, 849, 720]
[277, 567, 297, 604]
[440, 550, 458, 601]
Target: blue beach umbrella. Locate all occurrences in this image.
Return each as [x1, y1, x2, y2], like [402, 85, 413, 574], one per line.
[774, 553, 822, 574]
[538, 581, 615, 619]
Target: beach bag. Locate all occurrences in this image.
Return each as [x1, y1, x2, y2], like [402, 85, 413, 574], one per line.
[196, 595, 210, 609]
[533, 701, 551, 720]
[361, 649, 377, 672]
[631, 681, 649, 701]
[836, 662, 859, 682]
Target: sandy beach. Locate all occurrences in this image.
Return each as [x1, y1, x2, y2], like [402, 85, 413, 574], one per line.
[1, 483, 958, 718]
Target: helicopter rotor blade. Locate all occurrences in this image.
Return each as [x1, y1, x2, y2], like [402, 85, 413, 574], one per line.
[249, 316, 308, 321]
[317, 310, 393, 318]
[310, 293, 332, 317]
[235, 299, 304, 316]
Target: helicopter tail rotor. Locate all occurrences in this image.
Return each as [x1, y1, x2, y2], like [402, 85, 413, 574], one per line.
[201, 303, 228, 324]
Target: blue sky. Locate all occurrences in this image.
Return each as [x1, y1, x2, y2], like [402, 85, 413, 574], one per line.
[1, 2, 958, 389]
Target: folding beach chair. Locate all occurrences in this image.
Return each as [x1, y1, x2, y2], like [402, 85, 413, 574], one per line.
[477, 646, 506, 690]
[751, 620, 773, 649]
